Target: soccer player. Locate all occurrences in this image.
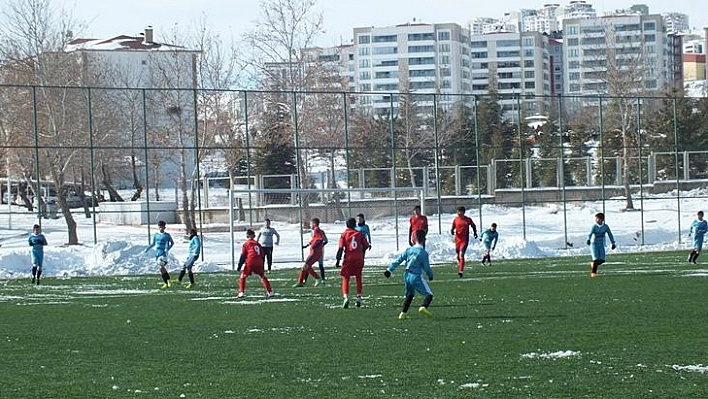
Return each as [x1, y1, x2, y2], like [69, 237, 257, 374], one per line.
[355, 213, 372, 253]
[256, 218, 280, 272]
[305, 225, 328, 282]
[335, 218, 369, 308]
[384, 230, 434, 320]
[28, 224, 48, 285]
[178, 228, 200, 289]
[481, 223, 499, 266]
[144, 220, 175, 289]
[236, 229, 274, 298]
[293, 218, 325, 287]
[586, 212, 616, 278]
[408, 205, 428, 246]
[688, 211, 707, 264]
[450, 206, 477, 278]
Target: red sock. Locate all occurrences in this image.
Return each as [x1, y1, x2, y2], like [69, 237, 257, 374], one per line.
[238, 277, 245, 292]
[261, 277, 272, 292]
[342, 276, 350, 296]
[297, 269, 307, 284]
[355, 275, 363, 296]
[308, 267, 320, 279]
[459, 257, 465, 273]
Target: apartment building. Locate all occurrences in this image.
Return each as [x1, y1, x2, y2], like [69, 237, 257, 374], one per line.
[562, 14, 671, 100]
[351, 22, 471, 115]
[470, 31, 552, 121]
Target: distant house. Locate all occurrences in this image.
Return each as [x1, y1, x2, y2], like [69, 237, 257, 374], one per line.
[65, 27, 201, 189]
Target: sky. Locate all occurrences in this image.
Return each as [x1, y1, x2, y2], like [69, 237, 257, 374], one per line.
[0, 187, 705, 280]
[1, 0, 704, 47]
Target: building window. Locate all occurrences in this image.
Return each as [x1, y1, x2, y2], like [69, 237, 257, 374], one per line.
[568, 49, 579, 58]
[524, 70, 535, 79]
[375, 70, 399, 79]
[358, 35, 371, 44]
[373, 35, 397, 43]
[373, 46, 397, 55]
[568, 72, 580, 80]
[524, 49, 534, 57]
[497, 50, 520, 58]
[439, 55, 450, 64]
[644, 34, 655, 43]
[524, 60, 534, 68]
[359, 47, 370, 56]
[497, 39, 519, 47]
[438, 31, 450, 41]
[566, 25, 579, 35]
[408, 32, 435, 41]
[470, 40, 487, 48]
[524, 81, 535, 89]
[471, 51, 488, 59]
[409, 57, 435, 65]
[438, 43, 450, 53]
[409, 69, 436, 77]
[644, 22, 656, 31]
[410, 81, 436, 89]
[523, 38, 534, 47]
[360, 71, 371, 80]
[359, 59, 370, 68]
[408, 45, 435, 53]
[375, 59, 398, 67]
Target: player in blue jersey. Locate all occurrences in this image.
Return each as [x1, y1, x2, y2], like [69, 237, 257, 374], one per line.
[178, 228, 200, 289]
[688, 211, 707, 264]
[384, 230, 434, 320]
[480, 223, 499, 265]
[586, 212, 616, 278]
[144, 220, 175, 289]
[28, 224, 48, 285]
[355, 213, 372, 254]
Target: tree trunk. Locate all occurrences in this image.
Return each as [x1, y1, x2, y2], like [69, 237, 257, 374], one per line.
[100, 161, 124, 202]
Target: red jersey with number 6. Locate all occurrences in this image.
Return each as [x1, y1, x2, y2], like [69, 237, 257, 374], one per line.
[338, 228, 369, 274]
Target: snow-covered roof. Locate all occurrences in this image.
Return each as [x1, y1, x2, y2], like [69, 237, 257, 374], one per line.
[65, 35, 188, 52]
[685, 80, 707, 98]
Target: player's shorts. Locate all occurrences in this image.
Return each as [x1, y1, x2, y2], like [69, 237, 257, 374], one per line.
[403, 271, 433, 297]
[184, 255, 198, 270]
[241, 263, 265, 278]
[455, 239, 469, 254]
[339, 260, 364, 277]
[694, 235, 705, 250]
[590, 243, 606, 261]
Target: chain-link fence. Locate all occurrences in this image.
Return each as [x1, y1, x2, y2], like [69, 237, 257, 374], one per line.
[1, 85, 707, 251]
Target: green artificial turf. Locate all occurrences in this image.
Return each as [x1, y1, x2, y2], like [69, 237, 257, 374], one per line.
[2, 251, 708, 398]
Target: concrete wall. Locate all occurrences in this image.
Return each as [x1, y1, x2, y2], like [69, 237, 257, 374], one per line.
[99, 201, 177, 225]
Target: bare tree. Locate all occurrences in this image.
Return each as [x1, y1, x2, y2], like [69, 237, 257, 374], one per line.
[242, 0, 326, 227]
[587, 23, 653, 210]
[0, 0, 87, 244]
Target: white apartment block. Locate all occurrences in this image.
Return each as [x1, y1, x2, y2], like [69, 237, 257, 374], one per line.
[470, 31, 552, 122]
[476, 1, 596, 34]
[351, 23, 471, 115]
[662, 12, 690, 34]
[562, 14, 670, 101]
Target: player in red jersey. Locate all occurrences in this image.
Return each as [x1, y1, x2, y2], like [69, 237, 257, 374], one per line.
[335, 217, 370, 309]
[293, 218, 325, 287]
[450, 206, 477, 278]
[408, 205, 429, 246]
[236, 229, 274, 298]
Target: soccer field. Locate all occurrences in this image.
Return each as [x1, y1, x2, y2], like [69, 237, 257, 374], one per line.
[2, 251, 708, 398]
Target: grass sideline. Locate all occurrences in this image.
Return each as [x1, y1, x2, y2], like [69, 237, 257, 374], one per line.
[2, 251, 708, 398]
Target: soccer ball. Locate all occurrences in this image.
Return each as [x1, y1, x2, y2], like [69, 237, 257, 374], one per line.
[157, 256, 168, 267]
